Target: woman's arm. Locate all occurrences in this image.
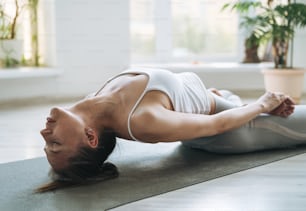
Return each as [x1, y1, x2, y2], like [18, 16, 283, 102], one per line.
[131, 92, 295, 143]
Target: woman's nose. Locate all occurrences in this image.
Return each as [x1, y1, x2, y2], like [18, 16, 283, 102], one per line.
[40, 128, 52, 135]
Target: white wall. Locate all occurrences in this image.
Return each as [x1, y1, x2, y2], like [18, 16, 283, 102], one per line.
[294, 31, 306, 69]
[0, 0, 130, 102]
[55, 0, 130, 97]
[293, 0, 306, 69]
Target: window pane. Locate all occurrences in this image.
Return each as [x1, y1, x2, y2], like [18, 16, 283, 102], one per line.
[130, 0, 156, 60]
[172, 0, 238, 60]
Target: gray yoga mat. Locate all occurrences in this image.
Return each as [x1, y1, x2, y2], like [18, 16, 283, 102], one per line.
[1, 139, 306, 211]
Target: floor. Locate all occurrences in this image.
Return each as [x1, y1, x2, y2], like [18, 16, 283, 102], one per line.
[1, 98, 306, 211]
[0, 100, 72, 164]
[111, 153, 306, 211]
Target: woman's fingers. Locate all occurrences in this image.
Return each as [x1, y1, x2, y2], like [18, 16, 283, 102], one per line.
[269, 98, 295, 117]
[286, 95, 296, 104]
[260, 92, 295, 117]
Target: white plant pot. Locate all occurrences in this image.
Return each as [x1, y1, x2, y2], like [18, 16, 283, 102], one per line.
[0, 39, 23, 61]
[262, 68, 306, 104]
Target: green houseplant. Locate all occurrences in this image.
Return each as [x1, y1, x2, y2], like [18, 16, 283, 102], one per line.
[0, 0, 23, 68]
[222, 3, 262, 63]
[223, 0, 306, 103]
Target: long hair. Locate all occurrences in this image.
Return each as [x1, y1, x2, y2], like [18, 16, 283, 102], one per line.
[35, 129, 118, 193]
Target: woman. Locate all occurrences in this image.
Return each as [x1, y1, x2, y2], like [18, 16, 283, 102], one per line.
[38, 67, 306, 192]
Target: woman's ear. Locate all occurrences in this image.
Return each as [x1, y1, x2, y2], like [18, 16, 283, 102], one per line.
[84, 127, 99, 148]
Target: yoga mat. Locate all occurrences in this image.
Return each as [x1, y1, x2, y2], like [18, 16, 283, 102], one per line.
[1, 139, 306, 211]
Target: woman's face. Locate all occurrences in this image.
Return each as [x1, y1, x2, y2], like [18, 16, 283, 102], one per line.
[40, 107, 87, 171]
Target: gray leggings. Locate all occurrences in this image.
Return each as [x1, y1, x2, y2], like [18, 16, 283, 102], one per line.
[182, 91, 306, 154]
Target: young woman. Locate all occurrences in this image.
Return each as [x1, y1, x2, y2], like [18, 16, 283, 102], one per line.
[38, 67, 306, 192]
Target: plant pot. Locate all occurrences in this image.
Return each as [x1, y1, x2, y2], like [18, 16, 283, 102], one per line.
[0, 39, 23, 68]
[262, 68, 306, 104]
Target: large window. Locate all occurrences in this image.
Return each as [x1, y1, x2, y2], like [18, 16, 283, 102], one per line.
[130, 0, 240, 63]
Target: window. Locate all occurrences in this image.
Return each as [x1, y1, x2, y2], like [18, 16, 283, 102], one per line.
[130, 0, 156, 61]
[130, 0, 240, 63]
[0, 0, 55, 67]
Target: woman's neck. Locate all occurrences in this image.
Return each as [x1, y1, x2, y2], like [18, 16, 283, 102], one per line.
[70, 95, 116, 130]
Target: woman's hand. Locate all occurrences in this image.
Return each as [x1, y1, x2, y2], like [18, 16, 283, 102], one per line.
[256, 92, 295, 117]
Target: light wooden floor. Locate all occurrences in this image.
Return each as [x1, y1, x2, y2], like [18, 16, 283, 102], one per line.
[1, 98, 306, 211]
[0, 101, 72, 164]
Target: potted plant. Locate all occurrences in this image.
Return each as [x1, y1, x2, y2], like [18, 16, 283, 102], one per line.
[222, 2, 263, 63]
[0, 0, 23, 68]
[223, 0, 306, 103]
[242, 30, 261, 63]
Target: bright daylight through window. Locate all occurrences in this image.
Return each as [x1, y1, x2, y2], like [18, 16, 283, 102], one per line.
[130, 0, 239, 63]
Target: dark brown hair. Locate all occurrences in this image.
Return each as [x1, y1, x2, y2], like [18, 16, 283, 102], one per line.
[35, 130, 118, 193]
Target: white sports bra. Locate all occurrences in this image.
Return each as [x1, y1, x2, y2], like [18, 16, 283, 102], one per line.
[96, 68, 211, 141]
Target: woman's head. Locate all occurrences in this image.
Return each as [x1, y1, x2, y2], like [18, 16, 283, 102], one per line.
[40, 107, 96, 170]
[38, 107, 118, 192]
[52, 129, 117, 181]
